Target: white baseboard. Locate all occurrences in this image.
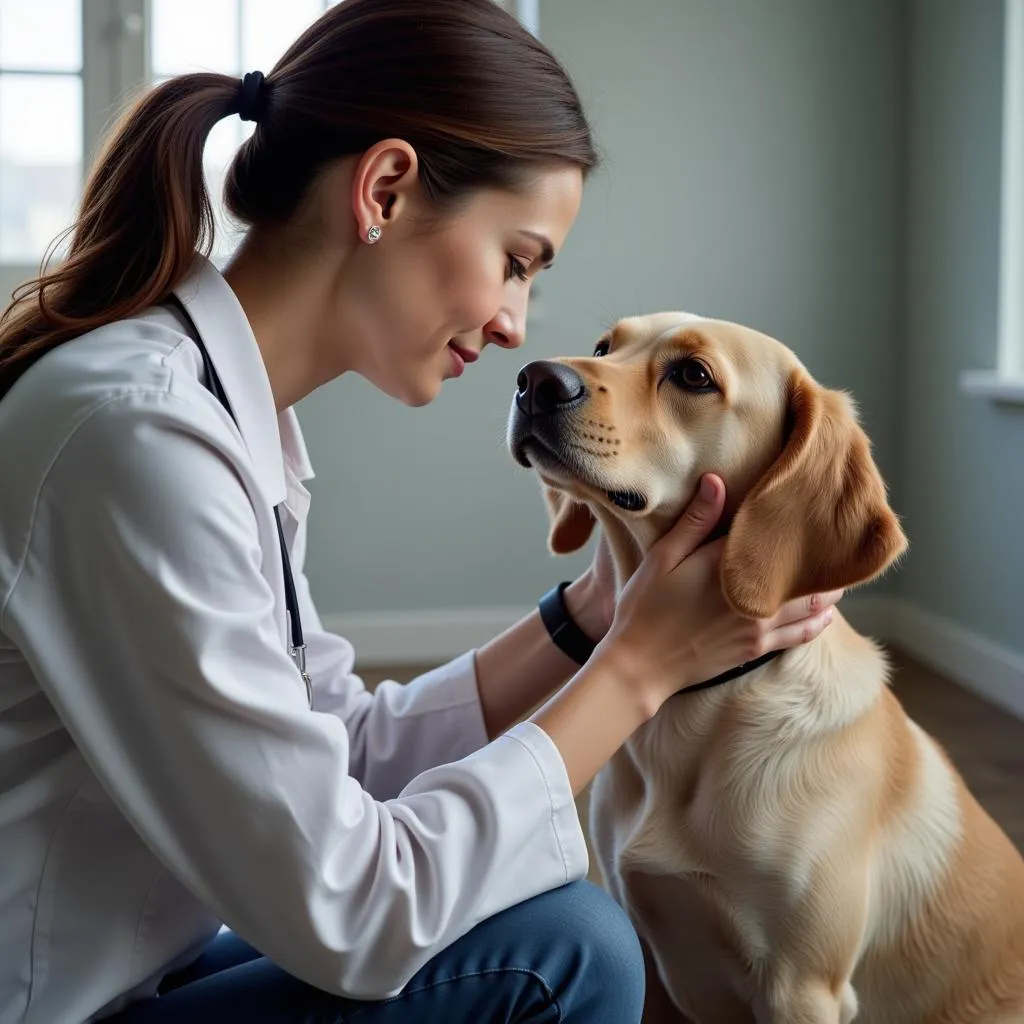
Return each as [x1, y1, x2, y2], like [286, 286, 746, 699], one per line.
[323, 595, 1024, 722]
[322, 606, 529, 668]
[889, 600, 1024, 722]
[833, 594, 1024, 721]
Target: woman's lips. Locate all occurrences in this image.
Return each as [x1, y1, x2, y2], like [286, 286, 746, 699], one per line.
[447, 341, 478, 377]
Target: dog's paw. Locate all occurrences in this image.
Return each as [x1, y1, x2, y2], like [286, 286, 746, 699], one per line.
[840, 981, 859, 1023]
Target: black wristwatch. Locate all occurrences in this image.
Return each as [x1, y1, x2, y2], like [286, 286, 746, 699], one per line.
[538, 581, 598, 666]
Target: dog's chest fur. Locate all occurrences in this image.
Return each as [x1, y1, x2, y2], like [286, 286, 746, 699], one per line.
[607, 622, 886, 881]
[587, 620, 940, 1020]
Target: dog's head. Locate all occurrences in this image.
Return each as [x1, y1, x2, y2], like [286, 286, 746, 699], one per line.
[507, 312, 907, 617]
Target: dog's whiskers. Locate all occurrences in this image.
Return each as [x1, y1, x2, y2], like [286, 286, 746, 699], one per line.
[567, 441, 615, 459]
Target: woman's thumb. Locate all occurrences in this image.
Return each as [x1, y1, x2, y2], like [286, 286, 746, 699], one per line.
[655, 474, 726, 568]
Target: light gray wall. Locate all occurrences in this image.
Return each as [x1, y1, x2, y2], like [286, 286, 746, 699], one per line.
[900, 0, 1024, 654]
[298, 0, 907, 615]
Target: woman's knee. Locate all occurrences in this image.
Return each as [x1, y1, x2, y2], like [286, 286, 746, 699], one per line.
[517, 880, 646, 1021]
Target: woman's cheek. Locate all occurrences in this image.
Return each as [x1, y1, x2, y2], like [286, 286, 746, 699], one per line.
[463, 276, 508, 331]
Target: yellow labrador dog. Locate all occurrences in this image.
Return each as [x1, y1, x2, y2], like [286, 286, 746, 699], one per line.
[507, 313, 1024, 1024]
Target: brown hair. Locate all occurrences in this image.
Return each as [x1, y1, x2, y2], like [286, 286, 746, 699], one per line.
[0, 0, 597, 397]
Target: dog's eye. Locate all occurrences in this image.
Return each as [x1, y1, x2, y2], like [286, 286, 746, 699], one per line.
[667, 358, 717, 392]
[593, 340, 610, 357]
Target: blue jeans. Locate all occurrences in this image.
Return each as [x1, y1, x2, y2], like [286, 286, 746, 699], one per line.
[106, 881, 645, 1023]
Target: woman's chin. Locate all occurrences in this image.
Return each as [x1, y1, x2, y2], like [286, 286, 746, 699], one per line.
[399, 376, 443, 408]
[357, 368, 440, 407]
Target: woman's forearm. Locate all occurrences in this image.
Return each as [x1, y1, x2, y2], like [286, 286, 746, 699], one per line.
[473, 574, 607, 739]
[474, 593, 653, 796]
[528, 644, 653, 795]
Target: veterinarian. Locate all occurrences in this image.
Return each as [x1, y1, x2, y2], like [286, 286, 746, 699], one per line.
[0, 2, 841, 1021]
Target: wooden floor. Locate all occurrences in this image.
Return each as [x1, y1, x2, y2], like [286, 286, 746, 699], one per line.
[359, 647, 1024, 856]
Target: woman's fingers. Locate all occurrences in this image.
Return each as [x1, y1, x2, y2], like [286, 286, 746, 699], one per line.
[770, 589, 844, 629]
[766, 606, 835, 653]
[650, 474, 726, 571]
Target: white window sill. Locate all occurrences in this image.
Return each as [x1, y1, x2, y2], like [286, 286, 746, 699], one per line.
[960, 370, 1024, 406]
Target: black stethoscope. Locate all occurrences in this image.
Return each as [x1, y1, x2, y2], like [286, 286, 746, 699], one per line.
[166, 296, 313, 709]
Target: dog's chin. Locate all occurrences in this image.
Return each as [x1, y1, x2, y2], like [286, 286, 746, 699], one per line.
[513, 437, 585, 487]
[514, 438, 651, 514]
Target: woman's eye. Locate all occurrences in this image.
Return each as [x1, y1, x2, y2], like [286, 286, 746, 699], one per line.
[667, 358, 717, 392]
[508, 256, 529, 282]
[593, 340, 610, 357]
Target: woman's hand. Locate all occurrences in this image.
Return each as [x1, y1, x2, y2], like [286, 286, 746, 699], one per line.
[562, 533, 616, 643]
[599, 474, 842, 716]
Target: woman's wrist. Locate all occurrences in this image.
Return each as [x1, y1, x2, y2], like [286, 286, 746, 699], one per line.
[562, 570, 613, 643]
[529, 642, 658, 794]
[589, 635, 664, 723]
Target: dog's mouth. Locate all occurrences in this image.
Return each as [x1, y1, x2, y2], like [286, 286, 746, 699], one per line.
[607, 490, 647, 512]
[512, 434, 650, 514]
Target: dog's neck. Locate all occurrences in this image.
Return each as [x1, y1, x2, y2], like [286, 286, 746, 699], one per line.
[593, 506, 887, 713]
[593, 504, 787, 694]
[593, 505, 736, 597]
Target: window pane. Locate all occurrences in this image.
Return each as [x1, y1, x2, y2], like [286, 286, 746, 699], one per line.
[0, 0, 81, 72]
[242, 0, 326, 71]
[203, 119, 249, 266]
[0, 73, 81, 263]
[151, 0, 239, 77]
[203, 117, 249, 263]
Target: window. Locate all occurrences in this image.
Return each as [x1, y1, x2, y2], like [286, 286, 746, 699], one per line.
[962, 0, 1024, 403]
[0, 0, 82, 266]
[495, 0, 539, 36]
[0, 0, 143, 302]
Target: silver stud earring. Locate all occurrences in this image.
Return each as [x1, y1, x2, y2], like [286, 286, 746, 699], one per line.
[366, 224, 382, 244]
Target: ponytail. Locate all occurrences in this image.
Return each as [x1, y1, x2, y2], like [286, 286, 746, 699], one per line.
[0, 74, 240, 397]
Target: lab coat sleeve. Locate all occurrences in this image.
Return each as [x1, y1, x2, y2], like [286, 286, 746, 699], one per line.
[288, 516, 493, 802]
[4, 393, 588, 1000]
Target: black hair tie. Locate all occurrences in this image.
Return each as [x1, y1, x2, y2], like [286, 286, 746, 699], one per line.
[237, 71, 266, 123]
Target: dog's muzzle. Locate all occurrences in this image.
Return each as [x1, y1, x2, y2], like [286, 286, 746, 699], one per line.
[508, 361, 587, 468]
[508, 361, 649, 512]
[515, 361, 586, 416]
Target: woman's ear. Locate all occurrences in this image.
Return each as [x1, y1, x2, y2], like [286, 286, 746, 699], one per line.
[543, 486, 596, 554]
[350, 138, 419, 236]
[721, 370, 908, 618]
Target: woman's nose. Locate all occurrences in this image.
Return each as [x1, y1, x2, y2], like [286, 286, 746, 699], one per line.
[484, 307, 525, 350]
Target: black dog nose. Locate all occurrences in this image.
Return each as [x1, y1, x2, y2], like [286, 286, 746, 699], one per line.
[515, 361, 586, 416]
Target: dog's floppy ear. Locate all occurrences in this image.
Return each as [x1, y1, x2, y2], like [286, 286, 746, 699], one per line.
[721, 369, 907, 618]
[543, 486, 596, 554]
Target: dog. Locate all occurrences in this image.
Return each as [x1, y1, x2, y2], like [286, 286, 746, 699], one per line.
[507, 312, 1024, 1023]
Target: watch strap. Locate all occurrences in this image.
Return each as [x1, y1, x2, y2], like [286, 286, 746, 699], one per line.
[538, 581, 597, 666]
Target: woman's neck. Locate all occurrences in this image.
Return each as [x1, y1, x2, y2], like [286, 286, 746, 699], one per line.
[223, 228, 354, 412]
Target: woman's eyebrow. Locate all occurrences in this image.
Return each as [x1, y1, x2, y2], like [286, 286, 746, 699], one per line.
[518, 230, 555, 265]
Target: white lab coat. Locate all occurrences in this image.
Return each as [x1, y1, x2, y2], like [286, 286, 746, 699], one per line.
[0, 258, 588, 1024]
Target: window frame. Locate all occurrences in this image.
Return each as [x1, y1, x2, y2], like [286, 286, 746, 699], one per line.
[962, 0, 1024, 405]
[0, 0, 144, 300]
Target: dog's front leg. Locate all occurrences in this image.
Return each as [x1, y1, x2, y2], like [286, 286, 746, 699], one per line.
[747, 848, 868, 1024]
[752, 973, 858, 1024]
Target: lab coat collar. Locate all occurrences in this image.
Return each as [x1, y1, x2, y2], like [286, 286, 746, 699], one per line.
[172, 256, 288, 506]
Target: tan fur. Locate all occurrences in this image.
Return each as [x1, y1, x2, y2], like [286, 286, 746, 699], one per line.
[514, 313, 1024, 1023]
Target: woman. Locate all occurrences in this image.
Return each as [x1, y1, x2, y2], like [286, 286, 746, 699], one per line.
[0, 2, 839, 1022]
